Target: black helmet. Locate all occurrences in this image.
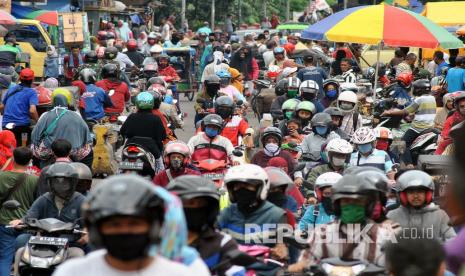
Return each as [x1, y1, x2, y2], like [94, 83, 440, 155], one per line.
[412, 79, 431, 95]
[311, 112, 332, 127]
[204, 75, 221, 98]
[201, 114, 224, 131]
[82, 175, 165, 248]
[261, 126, 283, 146]
[371, 62, 386, 77]
[79, 68, 97, 84]
[85, 51, 98, 63]
[104, 46, 118, 60]
[148, 90, 162, 109]
[331, 174, 371, 216]
[215, 96, 236, 119]
[46, 163, 79, 200]
[166, 175, 219, 228]
[324, 107, 344, 117]
[101, 63, 119, 79]
[275, 78, 288, 96]
[69, 162, 92, 194]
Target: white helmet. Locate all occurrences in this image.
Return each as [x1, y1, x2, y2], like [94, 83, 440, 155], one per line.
[150, 44, 163, 54]
[299, 80, 319, 96]
[224, 164, 270, 202]
[315, 172, 343, 190]
[287, 77, 301, 90]
[352, 127, 376, 145]
[337, 91, 357, 113]
[325, 138, 353, 155]
[374, 127, 393, 140]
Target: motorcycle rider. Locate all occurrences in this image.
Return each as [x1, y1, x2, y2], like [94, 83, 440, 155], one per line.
[436, 92, 465, 154]
[31, 90, 92, 168]
[392, 72, 413, 109]
[53, 175, 192, 275]
[79, 68, 114, 121]
[294, 101, 316, 135]
[301, 113, 340, 163]
[299, 80, 324, 112]
[321, 79, 340, 108]
[152, 82, 184, 130]
[219, 164, 288, 259]
[153, 141, 200, 187]
[11, 163, 87, 273]
[141, 32, 159, 56]
[69, 162, 93, 195]
[75, 51, 101, 80]
[0, 68, 38, 146]
[374, 127, 399, 163]
[288, 174, 398, 272]
[188, 114, 234, 164]
[64, 45, 84, 84]
[125, 39, 145, 67]
[306, 138, 353, 197]
[270, 46, 288, 68]
[0, 32, 21, 81]
[337, 90, 362, 137]
[143, 44, 163, 66]
[96, 63, 130, 116]
[324, 107, 349, 140]
[299, 172, 341, 230]
[382, 79, 436, 168]
[270, 77, 301, 120]
[167, 175, 242, 275]
[277, 98, 301, 134]
[157, 54, 180, 82]
[387, 170, 456, 242]
[143, 62, 159, 80]
[215, 96, 250, 147]
[216, 70, 246, 102]
[349, 127, 394, 173]
[194, 75, 221, 124]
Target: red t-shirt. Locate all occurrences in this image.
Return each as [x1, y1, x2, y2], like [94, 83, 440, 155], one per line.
[158, 66, 180, 80]
[221, 116, 249, 147]
[95, 79, 130, 114]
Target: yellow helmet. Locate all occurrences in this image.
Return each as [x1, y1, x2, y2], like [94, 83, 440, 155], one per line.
[51, 88, 73, 106]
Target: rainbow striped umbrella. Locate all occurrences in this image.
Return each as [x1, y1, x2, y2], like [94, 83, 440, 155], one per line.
[301, 4, 463, 49]
[26, 10, 58, 26]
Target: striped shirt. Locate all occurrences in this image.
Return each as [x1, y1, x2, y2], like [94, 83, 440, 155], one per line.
[405, 95, 436, 131]
[349, 149, 393, 173]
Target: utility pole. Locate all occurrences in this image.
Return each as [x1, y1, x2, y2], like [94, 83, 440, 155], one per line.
[238, 0, 242, 27]
[286, 0, 290, 21]
[181, 0, 186, 32]
[211, 0, 215, 30]
[264, 0, 267, 19]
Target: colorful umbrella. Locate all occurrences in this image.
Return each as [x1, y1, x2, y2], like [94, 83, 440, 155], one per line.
[26, 10, 58, 26]
[0, 10, 17, 25]
[301, 4, 463, 49]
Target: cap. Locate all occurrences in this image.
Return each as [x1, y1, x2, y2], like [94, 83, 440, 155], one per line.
[19, 68, 34, 81]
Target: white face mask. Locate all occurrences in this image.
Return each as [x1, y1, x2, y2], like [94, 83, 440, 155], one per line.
[331, 156, 346, 167]
[264, 143, 280, 157]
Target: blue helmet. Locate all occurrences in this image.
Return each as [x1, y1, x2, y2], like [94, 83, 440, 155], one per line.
[216, 70, 231, 79]
[273, 47, 285, 55]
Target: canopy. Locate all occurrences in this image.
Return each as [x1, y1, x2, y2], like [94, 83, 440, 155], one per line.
[276, 23, 308, 31]
[301, 4, 463, 49]
[421, 2, 465, 26]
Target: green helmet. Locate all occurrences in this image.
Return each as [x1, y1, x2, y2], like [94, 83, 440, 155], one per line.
[282, 98, 301, 111]
[295, 101, 316, 114]
[136, 91, 154, 110]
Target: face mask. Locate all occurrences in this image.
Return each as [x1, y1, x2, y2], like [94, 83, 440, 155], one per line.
[267, 192, 287, 208]
[102, 233, 151, 261]
[206, 85, 219, 98]
[370, 201, 384, 222]
[184, 207, 209, 232]
[234, 188, 261, 214]
[302, 93, 316, 101]
[315, 126, 328, 136]
[264, 143, 280, 157]
[331, 156, 346, 167]
[376, 140, 390, 151]
[217, 108, 232, 119]
[225, 49, 231, 54]
[340, 203, 366, 224]
[287, 90, 298, 98]
[321, 196, 334, 214]
[358, 143, 373, 154]
[326, 89, 338, 99]
[50, 178, 74, 200]
[339, 102, 354, 111]
[170, 158, 183, 171]
[285, 111, 293, 120]
[205, 126, 219, 138]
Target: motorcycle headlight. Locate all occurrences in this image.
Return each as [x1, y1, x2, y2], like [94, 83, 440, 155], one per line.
[29, 256, 51, 268]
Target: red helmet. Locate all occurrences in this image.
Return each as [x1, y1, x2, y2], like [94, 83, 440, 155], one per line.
[36, 86, 52, 105]
[396, 72, 413, 87]
[127, 39, 137, 51]
[163, 141, 191, 168]
[19, 68, 34, 81]
[150, 84, 167, 95]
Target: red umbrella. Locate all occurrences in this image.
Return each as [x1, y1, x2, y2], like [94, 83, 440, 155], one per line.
[0, 10, 17, 25]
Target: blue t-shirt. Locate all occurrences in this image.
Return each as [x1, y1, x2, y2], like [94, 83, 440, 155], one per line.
[297, 66, 327, 94]
[81, 84, 113, 120]
[2, 84, 38, 127]
[446, 67, 465, 93]
[436, 61, 449, 77]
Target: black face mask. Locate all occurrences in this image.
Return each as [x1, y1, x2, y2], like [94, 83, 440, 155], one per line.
[184, 207, 210, 232]
[302, 93, 316, 101]
[321, 196, 334, 214]
[234, 188, 261, 215]
[217, 107, 232, 119]
[206, 84, 220, 98]
[267, 192, 287, 208]
[102, 233, 151, 261]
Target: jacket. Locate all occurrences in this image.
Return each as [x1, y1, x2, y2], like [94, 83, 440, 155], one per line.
[386, 203, 456, 242]
[221, 115, 249, 147]
[305, 164, 346, 197]
[445, 227, 465, 274]
[270, 94, 289, 120]
[298, 203, 335, 231]
[95, 79, 130, 114]
[436, 111, 464, 154]
[301, 132, 340, 161]
[160, 102, 183, 129]
[153, 168, 201, 187]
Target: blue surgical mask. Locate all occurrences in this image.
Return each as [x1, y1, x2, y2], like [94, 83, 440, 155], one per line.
[358, 143, 373, 154]
[326, 89, 338, 98]
[205, 126, 219, 138]
[315, 126, 328, 136]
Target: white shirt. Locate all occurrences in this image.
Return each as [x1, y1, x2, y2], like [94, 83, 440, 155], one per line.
[115, 52, 135, 71]
[53, 250, 191, 276]
[263, 50, 275, 68]
[162, 23, 171, 41]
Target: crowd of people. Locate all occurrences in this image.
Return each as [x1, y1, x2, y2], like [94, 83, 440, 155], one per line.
[0, 12, 464, 276]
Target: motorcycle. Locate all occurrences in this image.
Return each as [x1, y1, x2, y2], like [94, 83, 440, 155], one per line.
[4, 200, 85, 276]
[281, 258, 386, 276]
[194, 158, 229, 188]
[410, 128, 440, 165]
[120, 137, 162, 179]
[250, 79, 275, 122]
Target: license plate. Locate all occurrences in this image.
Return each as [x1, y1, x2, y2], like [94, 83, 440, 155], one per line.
[28, 236, 68, 246]
[203, 173, 224, 180]
[119, 161, 143, 170]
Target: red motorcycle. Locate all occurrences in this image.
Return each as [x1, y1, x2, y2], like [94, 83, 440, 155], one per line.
[192, 146, 229, 188]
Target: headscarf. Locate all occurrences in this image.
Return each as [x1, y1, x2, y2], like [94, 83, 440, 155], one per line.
[46, 45, 58, 58]
[137, 31, 147, 49]
[228, 67, 243, 93]
[212, 51, 225, 73]
[44, 77, 59, 89]
[230, 46, 253, 81]
[117, 21, 132, 42]
[151, 186, 199, 265]
[0, 130, 16, 170]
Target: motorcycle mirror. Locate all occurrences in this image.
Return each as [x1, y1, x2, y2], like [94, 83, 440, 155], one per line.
[232, 149, 243, 157]
[2, 200, 21, 210]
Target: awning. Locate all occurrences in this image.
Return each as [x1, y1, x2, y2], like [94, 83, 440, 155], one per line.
[421, 2, 465, 26]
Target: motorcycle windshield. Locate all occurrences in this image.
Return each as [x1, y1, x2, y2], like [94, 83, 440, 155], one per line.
[192, 144, 228, 165]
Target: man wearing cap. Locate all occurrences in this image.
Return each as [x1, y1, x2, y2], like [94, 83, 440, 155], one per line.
[0, 68, 38, 145]
[0, 32, 21, 81]
[297, 55, 327, 94]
